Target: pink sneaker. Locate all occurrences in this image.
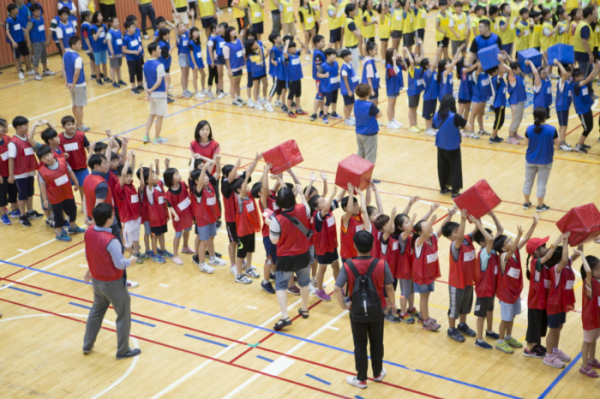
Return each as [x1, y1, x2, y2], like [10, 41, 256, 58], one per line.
[172, 256, 184, 265]
[579, 366, 599, 378]
[589, 358, 600, 368]
[553, 349, 571, 363]
[514, 133, 525, 140]
[315, 289, 331, 301]
[423, 318, 441, 331]
[181, 247, 195, 254]
[506, 136, 520, 145]
[543, 354, 565, 369]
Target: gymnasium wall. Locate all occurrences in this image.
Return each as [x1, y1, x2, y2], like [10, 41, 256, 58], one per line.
[0, 0, 229, 69]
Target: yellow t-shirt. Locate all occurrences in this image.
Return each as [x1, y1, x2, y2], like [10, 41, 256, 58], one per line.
[328, 4, 343, 30]
[391, 9, 404, 31]
[403, 8, 415, 34]
[515, 19, 531, 51]
[565, 0, 579, 13]
[99, 0, 115, 5]
[344, 16, 359, 47]
[199, 0, 216, 18]
[555, 21, 569, 44]
[379, 12, 391, 39]
[471, 15, 480, 37]
[435, 11, 449, 41]
[362, 9, 376, 39]
[299, 6, 315, 30]
[281, 0, 295, 23]
[308, 0, 321, 21]
[531, 23, 542, 48]
[248, 0, 263, 23]
[574, 22, 591, 52]
[174, 0, 187, 9]
[268, 0, 278, 12]
[498, 15, 516, 45]
[540, 20, 555, 51]
[448, 11, 467, 41]
[415, 6, 427, 29]
[489, 17, 500, 35]
[233, 0, 247, 18]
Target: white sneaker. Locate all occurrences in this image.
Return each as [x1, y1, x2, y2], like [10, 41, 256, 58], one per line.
[309, 284, 316, 295]
[344, 119, 356, 126]
[228, 7, 232, 12]
[247, 98, 256, 108]
[425, 128, 438, 136]
[209, 257, 227, 266]
[237, 97, 246, 105]
[258, 97, 266, 105]
[245, 268, 260, 278]
[254, 103, 264, 111]
[559, 143, 573, 151]
[305, 54, 310, 61]
[233, 99, 244, 107]
[217, 92, 226, 99]
[374, 367, 387, 382]
[169, 85, 174, 89]
[274, 100, 283, 107]
[35, 75, 42, 81]
[195, 91, 206, 99]
[18, 72, 24, 80]
[235, 274, 252, 284]
[549, 73, 559, 79]
[392, 119, 403, 128]
[27, 69, 35, 76]
[264, 102, 274, 112]
[143, 35, 149, 40]
[126, 279, 139, 288]
[387, 121, 400, 129]
[230, 265, 237, 275]
[345, 376, 367, 389]
[198, 263, 215, 274]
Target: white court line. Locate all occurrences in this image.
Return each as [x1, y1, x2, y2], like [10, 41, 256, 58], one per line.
[17, 249, 26, 253]
[246, 305, 258, 310]
[326, 326, 339, 331]
[2, 237, 58, 264]
[79, 264, 88, 268]
[159, 284, 170, 288]
[221, 310, 348, 399]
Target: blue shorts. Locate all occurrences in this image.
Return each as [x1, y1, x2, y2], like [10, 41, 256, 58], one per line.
[263, 235, 278, 265]
[144, 221, 168, 236]
[196, 222, 217, 241]
[548, 312, 566, 329]
[317, 248, 339, 265]
[72, 168, 89, 186]
[413, 281, 435, 294]
[368, 88, 379, 101]
[275, 266, 311, 290]
[215, 56, 225, 65]
[502, 43, 513, 55]
[422, 99, 437, 120]
[175, 226, 192, 238]
[252, 21, 264, 34]
[232, 69, 243, 77]
[201, 16, 215, 28]
[16, 176, 34, 201]
[93, 51, 108, 65]
[343, 94, 355, 106]
[557, 110, 569, 126]
[499, 299, 522, 321]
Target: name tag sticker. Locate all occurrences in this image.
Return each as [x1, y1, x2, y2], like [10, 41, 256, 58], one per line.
[66, 27, 74, 34]
[38, 25, 45, 32]
[427, 252, 438, 263]
[131, 39, 139, 47]
[395, 14, 402, 20]
[63, 142, 79, 151]
[255, 11, 262, 17]
[246, 201, 255, 212]
[131, 194, 139, 203]
[524, 30, 530, 36]
[356, 225, 363, 233]
[236, 50, 243, 58]
[481, 78, 490, 86]
[158, 196, 165, 205]
[14, 24, 21, 31]
[178, 197, 191, 211]
[330, 76, 339, 83]
[351, 75, 359, 82]
[197, 51, 202, 58]
[547, 87, 551, 94]
[272, 203, 279, 210]
[1, 152, 8, 161]
[99, 31, 106, 38]
[219, 42, 225, 48]
[24, 147, 34, 156]
[392, 241, 398, 250]
[207, 197, 216, 206]
[583, 87, 589, 96]
[464, 250, 475, 262]
[116, 39, 123, 45]
[458, 23, 465, 30]
[287, 6, 293, 12]
[292, 58, 300, 65]
[327, 217, 335, 227]
[544, 279, 550, 289]
[566, 280, 574, 290]
[507, 267, 520, 279]
[54, 174, 69, 186]
[494, 265, 498, 275]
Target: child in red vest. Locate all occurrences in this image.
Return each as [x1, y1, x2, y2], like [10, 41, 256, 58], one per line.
[234, 153, 262, 284]
[164, 166, 194, 265]
[221, 157, 243, 269]
[340, 183, 372, 263]
[191, 160, 227, 272]
[543, 233, 581, 369]
[59, 115, 91, 209]
[0, 118, 18, 225]
[139, 161, 172, 264]
[579, 252, 600, 378]
[441, 208, 479, 343]
[304, 169, 329, 292]
[523, 235, 562, 358]
[114, 152, 143, 261]
[373, 206, 399, 322]
[36, 145, 85, 241]
[493, 215, 538, 354]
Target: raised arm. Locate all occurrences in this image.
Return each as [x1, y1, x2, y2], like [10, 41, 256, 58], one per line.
[578, 249, 593, 294]
[382, 207, 397, 241]
[320, 186, 338, 218]
[371, 181, 384, 215]
[416, 214, 438, 247]
[502, 225, 523, 270]
[260, 162, 272, 209]
[321, 170, 328, 198]
[358, 189, 371, 232]
[452, 209, 469, 250]
[556, 233, 570, 273]
[470, 215, 494, 253]
[286, 167, 302, 185]
[401, 195, 420, 216]
[489, 211, 504, 238]
[342, 182, 355, 227]
[518, 214, 539, 250]
[421, 202, 440, 222]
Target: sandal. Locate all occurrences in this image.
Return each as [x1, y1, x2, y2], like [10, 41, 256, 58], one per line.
[273, 318, 291, 331]
[298, 308, 309, 319]
[579, 366, 599, 378]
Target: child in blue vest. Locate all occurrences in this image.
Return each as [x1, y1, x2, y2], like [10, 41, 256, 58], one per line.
[156, 27, 175, 103]
[571, 63, 600, 154]
[354, 84, 382, 173]
[456, 58, 477, 136]
[384, 48, 405, 130]
[267, 32, 287, 110]
[91, 11, 110, 85]
[246, 36, 274, 112]
[361, 42, 380, 106]
[107, 17, 127, 89]
[6, 3, 33, 79]
[421, 45, 442, 135]
[143, 42, 169, 145]
[223, 26, 246, 107]
[283, 37, 308, 118]
[25, 4, 54, 80]
[403, 43, 425, 133]
[530, 60, 552, 118]
[340, 49, 358, 126]
[205, 22, 219, 99]
[80, 11, 98, 80]
[213, 22, 228, 99]
[317, 48, 341, 124]
[122, 20, 144, 94]
[506, 60, 527, 145]
[176, 23, 193, 98]
[310, 35, 327, 121]
[63, 36, 88, 131]
[55, 7, 75, 56]
[188, 27, 208, 99]
[553, 60, 573, 152]
[489, 59, 507, 143]
[469, 63, 493, 140]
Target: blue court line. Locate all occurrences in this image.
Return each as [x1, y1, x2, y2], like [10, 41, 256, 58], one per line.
[189, 308, 521, 399]
[69, 301, 91, 310]
[1, 257, 519, 398]
[537, 352, 582, 399]
[256, 355, 273, 363]
[184, 333, 229, 348]
[355, 396, 365, 399]
[3, 285, 42, 296]
[305, 373, 331, 385]
[0, 259, 186, 309]
[132, 319, 156, 327]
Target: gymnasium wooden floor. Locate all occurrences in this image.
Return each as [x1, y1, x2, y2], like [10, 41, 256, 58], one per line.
[1, 6, 600, 399]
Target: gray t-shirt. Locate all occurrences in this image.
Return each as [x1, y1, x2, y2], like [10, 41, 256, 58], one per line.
[335, 256, 394, 288]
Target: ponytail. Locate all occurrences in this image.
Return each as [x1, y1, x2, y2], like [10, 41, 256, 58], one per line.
[532, 107, 547, 134]
[526, 253, 532, 280]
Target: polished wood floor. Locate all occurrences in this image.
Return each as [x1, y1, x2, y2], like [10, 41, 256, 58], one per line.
[1, 6, 599, 399]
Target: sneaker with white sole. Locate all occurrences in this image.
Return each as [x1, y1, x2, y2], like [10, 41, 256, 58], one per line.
[469, 133, 481, 140]
[559, 142, 572, 151]
[543, 354, 565, 368]
[315, 289, 331, 301]
[392, 119, 403, 128]
[553, 349, 571, 362]
[198, 263, 215, 274]
[195, 91, 206, 99]
[305, 54, 310, 61]
[374, 367, 387, 382]
[217, 91, 226, 99]
[235, 274, 252, 284]
[264, 102, 274, 112]
[387, 121, 400, 129]
[254, 103, 264, 111]
[126, 280, 139, 288]
[345, 376, 367, 389]
[425, 128, 437, 136]
[209, 257, 227, 266]
[409, 126, 421, 133]
[245, 268, 260, 278]
[35, 75, 42, 81]
[42, 70, 56, 76]
[344, 118, 356, 126]
[247, 98, 256, 108]
[18, 72, 24, 79]
[273, 100, 283, 107]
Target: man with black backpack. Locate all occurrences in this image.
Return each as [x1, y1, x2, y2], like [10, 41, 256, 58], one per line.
[334, 230, 396, 389]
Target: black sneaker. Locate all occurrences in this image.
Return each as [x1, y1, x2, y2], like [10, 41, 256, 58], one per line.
[137, 85, 144, 91]
[205, 251, 221, 258]
[104, 78, 112, 83]
[27, 210, 44, 219]
[20, 215, 31, 227]
[291, 100, 297, 108]
[575, 144, 588, 153]
[523, 202, 532, 210]
[318, 111, 324, 118]
[448, 328, 466, 342]
[384, 312, 401, 323]
[270, 271, 276, 280]
[451, 193, 461, 199]
[582, 143, 591, 149]
[216, 219, 222, 229]
[192, 255, 200, 265]
[310, 113, 317, 121]
[96, 79, 104, 85]
[116, 348, 141, 359]
[489, 136, 503, 143]
[372, 179, 381, 184]
[99, 73, 106, 79]
[281, 104, 289, 113]
[457, 323, 476, 337]
[45, 219, 55, 228]
[131, 88, 140, 94]
[536, 204, 550, 212]
[440, 188, 451, 194]
[90, 74, 97, 79]
[167, 97, 175, 104]
[261, 280, 276, 294]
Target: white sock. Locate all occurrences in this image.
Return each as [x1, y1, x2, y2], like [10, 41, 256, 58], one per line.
[506, 335, 512, 340]
[210, 256, 215, 261]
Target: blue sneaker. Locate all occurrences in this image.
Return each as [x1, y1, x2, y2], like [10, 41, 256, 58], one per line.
[63, 220, 70, 228]
[9, 209, 20, 218]
[141, 251, 153, 259]
[448, 328, 466, 342]
[151, 254, 166, 263]
[475, 340, 493, 350]
[68, 225, 86, 234]
[1, 214, 11, 225]
[457, 323, 476, 337]
[323, 116, 329, 124]
[135, 253, 145, 264]
[159, 249, 173, 258]
[56, 231, 72, 242]
[329, 112, 343, 120]
[486, 330, 500, 339]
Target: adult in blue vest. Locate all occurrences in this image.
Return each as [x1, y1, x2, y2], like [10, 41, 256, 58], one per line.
[433, 94, 471, 198]
[63, 36, 89, 132]
[522, 107, 559, 213]
[468, 19, 502, 65]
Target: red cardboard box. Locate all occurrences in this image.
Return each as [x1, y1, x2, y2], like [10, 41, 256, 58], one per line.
[262, 140, 304, 175]
[335, 154, 374, 191]
[453, 180, 502, 219]
[556, 203, 600, 246]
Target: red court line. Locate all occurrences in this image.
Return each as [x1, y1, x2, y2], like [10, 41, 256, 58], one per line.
[0, 298, 351, 399]
[0, 277, 441, 398]
[565, 111, 600, 137]
[2, 240, 84, 280]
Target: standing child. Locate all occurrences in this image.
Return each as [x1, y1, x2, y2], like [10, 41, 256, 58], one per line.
[114, 152, 143, 260]
[143, 42, 169, 145]
[554, 60, 573, 151]
[354, 84, 382, 167]
[164, 167, 194, 265]
[283, 37, 308, 117]
[514, 7, 531, 53]
[385, 48, 405, 129]
[340, 49, 358, 126]
[310, 34, 326, 121]
[327, 0, 343, 52]
[0, 119, 19, 225]
[505, 59, 527, 144]
[256, 163, 281, 294]
[6, 3, 34, 79]
[80, 11, 97, 79]
[63, 37, 89, 132]
[221, 158, 243, 269]
[530, 59, 553, 118]
[317, 48, 342, 123]
[421, 45, 442, 134]
[224, 26, 246, 107]
[579, 253, 600, 378]
[213, 22, 229, 100]
[404, 43, 425, 133]
[470, 63, 493, 139]
[361, 42, 380, 106]
[378, 2, 392, 63]
[107, 17, 126, 89]
[122, 20, 144, 94]
[489, 58, 508, 143]
[176, 23, 193, 98]
[246, 37, 272, 111]
[390, 0, 404, 52]
[435, 0, 450, 60]
[25, 4, 54, 80]
[205, 23, 218, 98]
[339, 183, 371, 263]
[59, 115, 90, 208]
[456, 58, 477, 133]
[571, 62, 600, 154]
[188, 27, 208, 99]
[267, 32, 287, 108]
[91, 11, 110, 85]
[156, 27, 176, 103]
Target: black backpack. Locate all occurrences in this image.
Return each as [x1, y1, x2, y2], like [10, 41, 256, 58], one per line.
[346, 259, 383, 322]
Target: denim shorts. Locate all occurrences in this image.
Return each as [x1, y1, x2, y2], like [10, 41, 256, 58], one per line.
[94, 51, 108, 65]
[175, 226, 192, 238]
[413, 281, 435, 294]
[499, 299, 522, 321]
[72, 168, 89, 186]
[275, 265, 311, 291]
[196, 222, 217, 241]
[399, 278, 414, 297]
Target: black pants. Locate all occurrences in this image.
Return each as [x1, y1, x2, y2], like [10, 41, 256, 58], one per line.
[493, 106, 505, 131]
[437, 147, 463, 194]
[208, 65, 218, 86]
[127, 58, 144, 84]
[99, 3, 117, 21]
[350, 315, 384, 382]
[138, 4, 157, 35]
[525, 308, 548, 344]
[580, 110, 594, 137]
[50, 198, 77, 228]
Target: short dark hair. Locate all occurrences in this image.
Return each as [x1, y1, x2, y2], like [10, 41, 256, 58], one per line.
[88, 154, 106, 170]
[93, 203, 113, 226]
[340, 195, 357, 211]
[190, 168, 202, 183]
[58, 6, 70, 16]
[276, 187, 296, 210]
[324, 48, 337, 57]
[441, 221, 460, 238]
[224, 26, 236, 42]
[519, 7, 529, 15]
[124, 20, 135, 30]
[473, 227, 492, 246]
[572, 68, 584, 78]
[69, 36, 81, 47]
[36, 145, 52, 159]
[117, 164, 132, 177]
[163, 168, 178, 187]
[61, 115, 76, 126]
[583, 6, 594, 19]
[41, 128, 58, 144]
[489, 5, 499, 15]
[250, 182, 262, 199]
[373, 215, 390, 231]
[479, 19, 491, 28]
[312, 34, 324, 45]
[93, 142, 108, 153]
[12, 116, 29, 128]
[30, 4, 41, 12]
[269, 32, 281, 44]
[136, 167, 150, 184]
[7, 4, 17, 13]
[345, 3, 356, 15]
[340, 49, 351, 58]
[493, 234, 508, 253]
[147, 42, 158, 54]
[156, 16, 166, 24]
[353, 230, 374, 253]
